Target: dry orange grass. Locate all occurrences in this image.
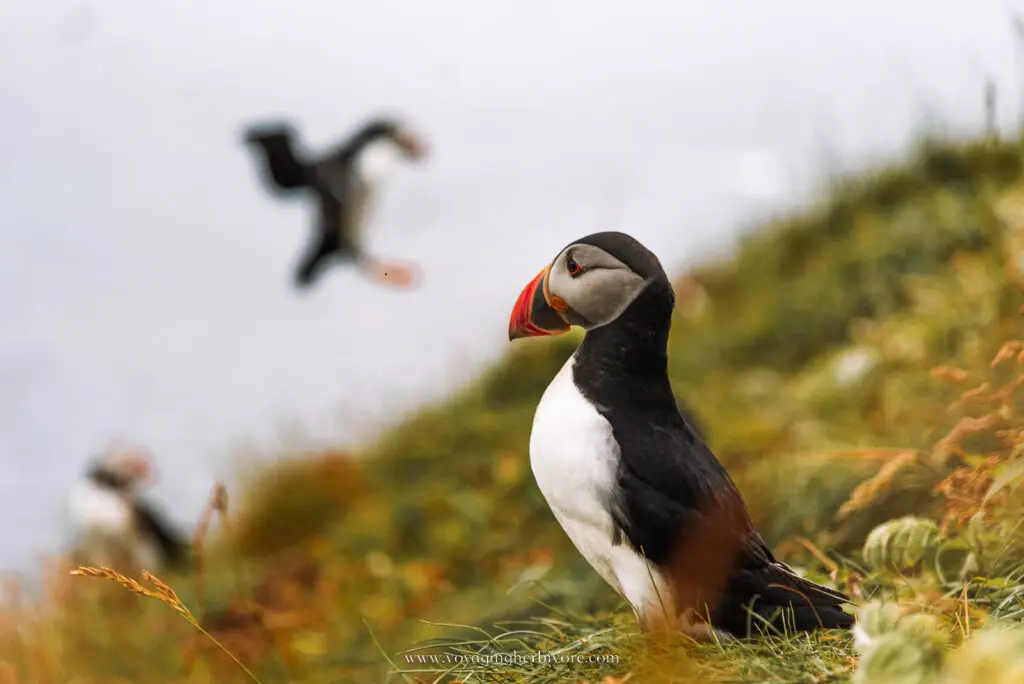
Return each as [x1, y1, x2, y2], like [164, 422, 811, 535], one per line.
[931, 341, 1024, 530]
[805, 340, 1024, 555]
[70, 566, 261, 683]
[0, 476, 344, 684]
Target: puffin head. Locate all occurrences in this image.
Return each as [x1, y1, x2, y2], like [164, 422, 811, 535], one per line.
[89, 443, 158, 492]
[508, 231, 669, 340]
[356, 117, 428, 161]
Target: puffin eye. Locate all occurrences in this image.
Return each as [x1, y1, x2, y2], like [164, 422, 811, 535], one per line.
[566, 257, 584, 277]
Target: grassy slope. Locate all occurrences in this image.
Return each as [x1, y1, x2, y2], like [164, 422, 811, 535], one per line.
[5, 135, 1024, 683]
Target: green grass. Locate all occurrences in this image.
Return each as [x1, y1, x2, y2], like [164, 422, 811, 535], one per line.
[5, 133, 1024, 683]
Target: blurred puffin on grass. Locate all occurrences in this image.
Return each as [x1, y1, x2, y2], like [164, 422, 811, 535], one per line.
[67, 442, 188, 577]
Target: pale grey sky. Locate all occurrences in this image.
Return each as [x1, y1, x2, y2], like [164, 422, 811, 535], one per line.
[1, 0, 1022, 571]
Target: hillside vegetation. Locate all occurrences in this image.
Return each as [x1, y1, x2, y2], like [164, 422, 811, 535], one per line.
[5, 135, 1024, 683]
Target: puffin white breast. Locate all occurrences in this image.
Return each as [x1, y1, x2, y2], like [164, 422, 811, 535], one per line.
[528, 355, 669, 613]
[68, 481, 134, 536]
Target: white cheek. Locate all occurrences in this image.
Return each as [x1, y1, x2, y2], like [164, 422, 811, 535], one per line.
[557, 272, 649, 328]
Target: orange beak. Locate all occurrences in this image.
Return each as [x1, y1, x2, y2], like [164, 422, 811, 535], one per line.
[128, 451, 158, 488]
[396, 129, 427, 160]
[508, 265, 571, 341]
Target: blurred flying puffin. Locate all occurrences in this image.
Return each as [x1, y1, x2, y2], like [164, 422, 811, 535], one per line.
[508, 231, 854, 639]
[68, 446, 188, 573]
[242, 116, 427, 290]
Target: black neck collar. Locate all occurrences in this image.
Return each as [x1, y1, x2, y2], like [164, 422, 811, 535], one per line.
[573, 278, 676, 405]
[342, 130, 395, 162]
[88, 465, 132, 492]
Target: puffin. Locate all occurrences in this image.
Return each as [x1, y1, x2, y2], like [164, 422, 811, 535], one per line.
[68, 446, 188, 574]
[507, 231, 854, 639]
[242, 116, 428, 290]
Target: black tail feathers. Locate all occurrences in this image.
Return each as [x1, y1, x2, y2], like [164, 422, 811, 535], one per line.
[712, 564, 855, 637]
[743, 596, 855, 636]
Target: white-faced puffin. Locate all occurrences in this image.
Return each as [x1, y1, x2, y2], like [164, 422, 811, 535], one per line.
[68, 446, 188, 573]
[508, 231, 854, 639]
[242, 117, 427, 290]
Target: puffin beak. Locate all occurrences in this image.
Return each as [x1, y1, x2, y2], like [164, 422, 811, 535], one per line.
[132, 452, 158, 488]
[509, 265, 571, 341]
[396, 129, 427, 160]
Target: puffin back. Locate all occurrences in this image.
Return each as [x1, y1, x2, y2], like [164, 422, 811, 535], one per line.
[132, 500, 189, 569]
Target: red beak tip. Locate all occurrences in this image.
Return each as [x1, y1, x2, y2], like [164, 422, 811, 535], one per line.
[509, 265, 570, 341]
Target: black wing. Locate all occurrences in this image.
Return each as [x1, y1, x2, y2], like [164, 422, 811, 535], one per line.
[132, 500, 189, 569]
[603, 404, 851, 634]
[602, 400, 740, 564]
[294, 171, 371, 288]
[242, 126, 313, 193]
[295, 191, 343, 287]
